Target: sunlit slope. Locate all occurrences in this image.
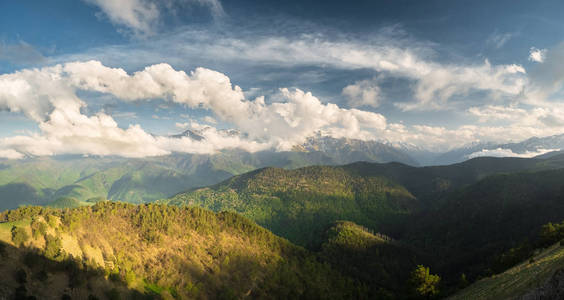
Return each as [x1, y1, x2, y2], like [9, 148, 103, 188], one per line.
[0, 202, 362, 299]
[450, 243, 564, 300]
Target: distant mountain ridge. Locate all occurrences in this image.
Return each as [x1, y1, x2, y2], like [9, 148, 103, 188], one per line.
[432, 134, 564, 165]
[0, 135, 420, 210]
[4, 131, 564, 211]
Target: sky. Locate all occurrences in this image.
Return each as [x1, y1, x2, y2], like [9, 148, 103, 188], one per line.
[1, 0, 564, 159]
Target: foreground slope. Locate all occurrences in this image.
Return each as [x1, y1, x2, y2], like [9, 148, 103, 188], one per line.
[0, 202, 361, 299]
[451, 242, 564, 299]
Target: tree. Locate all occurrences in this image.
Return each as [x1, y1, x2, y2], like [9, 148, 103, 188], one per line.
[409, 265, 440, 299]
[44, 234, 62, 260]
[11, 226, 29, 246]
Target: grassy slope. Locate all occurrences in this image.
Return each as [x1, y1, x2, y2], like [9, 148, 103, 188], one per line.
[0, 203, 362, 299]
[450, 243, 564, 299]
[164, 166, 418, 247]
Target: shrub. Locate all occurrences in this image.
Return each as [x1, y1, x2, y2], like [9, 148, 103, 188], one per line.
[44, 234, 63, 260]
[31, 219, 48, 238]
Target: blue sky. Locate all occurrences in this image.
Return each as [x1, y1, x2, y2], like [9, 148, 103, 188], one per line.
[1, 0, 564, 158]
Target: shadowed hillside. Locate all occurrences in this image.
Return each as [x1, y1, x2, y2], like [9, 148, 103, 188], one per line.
[319, 221, 422, 298]
[404, 168, 564, 283]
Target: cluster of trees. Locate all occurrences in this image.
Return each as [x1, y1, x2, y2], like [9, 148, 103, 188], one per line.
[1, 202, 371, 299]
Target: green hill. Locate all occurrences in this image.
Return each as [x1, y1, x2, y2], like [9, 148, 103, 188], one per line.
[164, 166, 419, 247]
[320, 221, 421, 298]
[0, 202, 363, 299]
[4, 151, 564, 211]
[0, 145, 418, 210]
[47, 197, 90, 209]
[162, 156, 564, 247]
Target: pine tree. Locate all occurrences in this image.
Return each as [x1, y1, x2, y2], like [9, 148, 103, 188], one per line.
[409, 265, 440, 299]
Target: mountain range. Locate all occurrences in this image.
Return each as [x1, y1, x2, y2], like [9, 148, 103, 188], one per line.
[4, 146, 564, 297]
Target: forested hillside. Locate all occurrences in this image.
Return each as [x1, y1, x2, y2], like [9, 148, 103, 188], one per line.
[404, 168, 564, 282]
[0, 202, 365, 299]
[319, 221, 422, 298]
[164, 166, 418, 247]
[163, 155, 564, 297]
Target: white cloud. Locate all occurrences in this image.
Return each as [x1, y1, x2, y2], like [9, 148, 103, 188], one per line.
[468, 104, 564, 128]
[524, 43, 564, 105]
[487, 32, 514, 49]
[84, 0, 159, 36]
[467, 105, 528, 123]
[0, 149, 24, 159]
[185, 34, 526, 110]
[0, 61, 389, 158]
[529, 47, 547, 63]
[52, 30, 528, 110]
[342, 79, 382, 108]
[467, 147, 559, 159]
[83, 0, 224, 36]
[175, 122, 189, 129]
[112, 111, 138, 119]
[202, 116, 217, 124]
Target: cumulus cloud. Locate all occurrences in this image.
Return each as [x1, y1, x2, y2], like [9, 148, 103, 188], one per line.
[467, 147, 559, 159]
[525, 43, 564, 105]
[529, 47, 547, 63]
[84, 0, 224, 36]
[342, 79, 382, 108]
[0, 149, 24, 160]
[0, 61, 388, 158]
[53, 30, 529, 110]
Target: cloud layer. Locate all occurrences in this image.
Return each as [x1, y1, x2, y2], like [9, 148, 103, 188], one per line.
[0, 61, 387, 158]
[467, 148, 559, 159]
